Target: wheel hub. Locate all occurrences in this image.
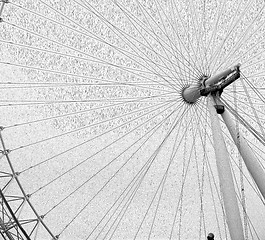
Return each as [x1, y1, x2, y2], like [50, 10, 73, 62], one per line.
[181, 64, 241, 104]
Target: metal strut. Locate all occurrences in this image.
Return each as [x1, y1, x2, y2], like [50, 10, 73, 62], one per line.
[0, 128, 57, 240]
[0, 0, 8, 21]
[208, 79, 265, 239]
[0, 189, 30, 240]
[204, 64, 246, 240]
[215, 96, 265, 200]
[208, 95, 244, 240]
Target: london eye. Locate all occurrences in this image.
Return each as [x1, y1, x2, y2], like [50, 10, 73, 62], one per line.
[0, 0, 265, 239]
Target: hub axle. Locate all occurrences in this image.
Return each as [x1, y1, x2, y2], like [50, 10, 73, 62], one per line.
[182, 64, 241, 104]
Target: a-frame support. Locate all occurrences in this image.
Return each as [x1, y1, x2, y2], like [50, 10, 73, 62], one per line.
[208, 95, 244, 240]
[220, 101, 265, 199]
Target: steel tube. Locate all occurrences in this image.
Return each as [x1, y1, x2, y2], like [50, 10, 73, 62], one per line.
[221, 103, 265, 200]
[0, 1, 6, 18]
[205, 64, 240, 87]
[208, 95, 244, 240]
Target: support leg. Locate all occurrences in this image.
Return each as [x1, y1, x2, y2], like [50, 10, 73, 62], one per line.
[220, 100, 265, 200]
[208, 95, 244, 240]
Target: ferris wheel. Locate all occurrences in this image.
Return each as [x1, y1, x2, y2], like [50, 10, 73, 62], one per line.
[0, 0, 265, 239]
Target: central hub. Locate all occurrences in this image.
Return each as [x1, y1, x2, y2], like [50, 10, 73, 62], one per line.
[181, 75, 208, 104]
[181, 64, 241, 104]
[181, 84, 201, 104]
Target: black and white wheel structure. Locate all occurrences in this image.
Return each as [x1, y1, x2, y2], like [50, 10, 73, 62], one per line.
[0, 0, 265, 239]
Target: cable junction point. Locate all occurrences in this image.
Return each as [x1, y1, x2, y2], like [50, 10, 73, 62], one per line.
[181, 64, 241, 104]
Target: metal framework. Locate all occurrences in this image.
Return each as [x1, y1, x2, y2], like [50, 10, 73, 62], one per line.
[0, 1, 56, 239]
[182, 64, 265, 240]
[0, 127, 58, 239]
[0, 0, 264, 238]
[208, 96, 244, 239]
[0, 188, 31, 240]
[1, 60, 264, 239]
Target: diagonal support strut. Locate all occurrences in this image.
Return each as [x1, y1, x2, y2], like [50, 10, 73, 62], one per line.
[208, 95, 244, 240]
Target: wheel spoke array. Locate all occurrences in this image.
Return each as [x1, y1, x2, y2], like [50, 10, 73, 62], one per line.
[0, 0, 264, 239]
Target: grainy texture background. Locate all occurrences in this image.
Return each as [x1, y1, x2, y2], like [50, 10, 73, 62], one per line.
[0, 0, 265, 239]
